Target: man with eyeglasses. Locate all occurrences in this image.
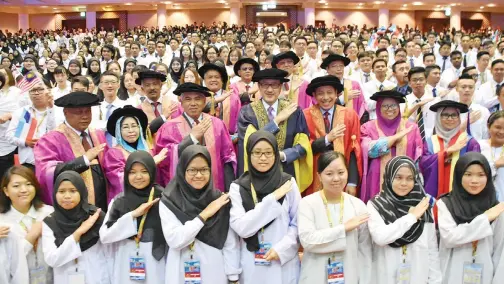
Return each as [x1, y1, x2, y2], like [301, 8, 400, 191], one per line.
[34, 91, 108, 210]
[154, 82, 236, 191]
[231, 58, 260, 106]
[475, 59, 504, 109]
[363, 58, 397, 120]
[456, 73, 489, 141]
[6, 76, 55, 171]
[237, 68, 312, 192]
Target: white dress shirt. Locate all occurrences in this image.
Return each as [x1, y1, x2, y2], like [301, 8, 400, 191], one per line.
[461, 103, 490, 141]
[91, 96, 125, 130]
[474, 78, 504, 109]
[0, 86, 27, 156]
[435, 55, 452, 72]
[405, 92, 438, 139]
[440, 66, 464, 89]
[363, 79, 397, 120]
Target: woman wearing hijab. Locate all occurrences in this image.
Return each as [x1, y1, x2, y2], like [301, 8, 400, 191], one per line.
[367, 156, 442, 284]
[438, 152, 504, 284]
[229, 131, 300, 284]
[420, 100, 480, 199]
[160, 145, 241, 284]
[100, 151, 167, 284]
[21, 54, 41, 77]
[480, 111, 504, 201]
[67, 59, 82, 80]
[86, 58, 101, 86]
[169, 57, 183, 85]
[360, 90, 422, 203]
[297, 151, 372, 284]
[43, 58, 58, 88]
[41, 171, 109, 284]
[123, 58, 136, 74]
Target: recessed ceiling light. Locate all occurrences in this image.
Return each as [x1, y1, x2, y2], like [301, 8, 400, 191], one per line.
[402, 4, 407, 7]
[52, 7, 58, 9]
[412, 2, 423, 5]
[450, 3, 457, 6]
[324, 3, 328, 5]
[358, 3, 363, 6]
[487, 3, 496, 7]
[480, 6, 484, 8]
[125, 3, 132, 5]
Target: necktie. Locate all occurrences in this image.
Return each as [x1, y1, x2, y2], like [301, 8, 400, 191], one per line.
[432, 87, 437, 97]
[152, 102, 161, 117]
[463, 54, 467, 68]
[442, 56, 448, 72]
[283, 82, 289, 91]
[363, 73, 370, 83]
[409, 58, 414, 68]
[323, 111, 331, 132]
[245, 85, 250, 93]
[416, 99, 425, 142]
[81, 132, 91, 152]
[172, 52, 175, 59]
[267, 106, 275, 122]
[481, 72, 487, 84]
[379, 84, 384, 91]
[159, 57, 163, 63]
[193, 118, 200, 125]
[105, 104, 114, 120]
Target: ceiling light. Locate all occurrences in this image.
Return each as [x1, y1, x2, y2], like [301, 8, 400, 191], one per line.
[324, 3, 328, 5]
[358, 3, 363, 6]
[487, 3, 496, 7]
[402, 4, 407, 7]
[125, 3, 132, 5]
[41, 6, 48, 8]
[52, 7, 58, 9]
[412, 2, 423, 5]
[450, 3, 457, 6]
[480, 6, 484, 8]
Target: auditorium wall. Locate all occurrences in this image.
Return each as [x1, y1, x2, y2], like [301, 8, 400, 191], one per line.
[30, 14, 57, 30]
[315, 10, 379, 27]
[0, 13, 19, 32]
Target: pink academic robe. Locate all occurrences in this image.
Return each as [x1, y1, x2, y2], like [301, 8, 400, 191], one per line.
[360, 120, 423, 203]
[215, 90, 241, 135]
[290, 79, 312, 110]
[153, 113, 237, 190]
[34, 127, 107, 205]
[345, 80, 368, 119]
[102, 147, 127, 204]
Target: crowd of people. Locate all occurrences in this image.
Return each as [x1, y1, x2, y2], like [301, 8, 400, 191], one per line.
[1, 21, 504, 283]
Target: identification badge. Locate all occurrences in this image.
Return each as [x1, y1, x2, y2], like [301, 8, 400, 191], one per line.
[68, 272, 85, 284]
[129, 256, 146, 281]
[29, 265, 47, 284]
[184, 260, 201, 284]
[463, 262, 483, 284]
[396, 263, 411, 284]
[327, 260, 344, 283]
[254, 242, 272, 266]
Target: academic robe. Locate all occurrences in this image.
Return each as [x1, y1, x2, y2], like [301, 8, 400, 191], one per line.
[0, 232, 29, 284]
[237, 99, 313, 193]
[366, 204, 442, 284]
[211, 89, 241, 135]
[419, 132, 480, 198]
[154, 113, 237, 190]
[0, 205, 54, 284]
[282, 75, 312, 110]
[360, 120, 423, 203]
[341, 79, 368, 121]
[34, 124, 108, 210]
[42, 223, 111, 284]
[303, 104, 362, 196]
[159, 203, 242, 284]
[437, 199, 504, 284]
[99, 199, 166, 284]
[297, 192, 372, 284]
[102, 147, 128, 204]
[228, 178, 301, 284]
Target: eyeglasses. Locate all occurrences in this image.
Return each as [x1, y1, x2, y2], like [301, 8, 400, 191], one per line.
[440, 113, 460, 120]
[29, 88, 45, 95]
[259, 83, 282, 90]
[186, 167, 211, 176]
[251, 151, 274, 158]
[381, 104, 399, 111]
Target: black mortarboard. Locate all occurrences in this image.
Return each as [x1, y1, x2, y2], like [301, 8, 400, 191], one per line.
[272, 51, 300, 68]
[198, 63, 228, 87]
[54, 91, 100, 108]
[320, 54, 351, 69]
[106, 105, 148, 137]
[252, 68, 290, 83]
[135, 70, 167, 85]
[370, 90, 406, 103]
[306, 75, 344, 96]
[234, 58, 260, 76]
[173, 82, 212, 97]
[429, 100, 469, 113]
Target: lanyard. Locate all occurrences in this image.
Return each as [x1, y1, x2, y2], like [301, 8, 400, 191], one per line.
[31, 109, 48, 137]
[320, 190, 344, 262]
[250, 184, 266, 243]
[134, 187, 155, 254]
[489, 140, 504, 162]
[472, 241, 479, 263]
[401, 245, 407, 263]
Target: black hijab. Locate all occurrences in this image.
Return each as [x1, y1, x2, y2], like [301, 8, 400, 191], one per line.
[43, 171, 105, 252]
[441, 152, 498, 225]
[106, 151, 166, 260]
[161, 145, 230, 249]
[169, 57, 183, 84]
[67, 59, 82, 80]
[370, 156, 434, 248]
[86, 58, 101, 85]
[235, 130, 292, 251]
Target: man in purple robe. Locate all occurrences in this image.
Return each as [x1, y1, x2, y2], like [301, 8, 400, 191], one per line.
[34, 92, 108, 210]
[153, 82, 236, 191]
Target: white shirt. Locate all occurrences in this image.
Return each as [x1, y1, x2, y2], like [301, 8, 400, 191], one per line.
[476, 68, 493, 89]
[362, 79, 396, 120]
[405, 92, 439, 139]
[440, 66, 464, 89]
[0, 86, 26, 156]
[262, 99, 279, 119]
[6, 106, 56, 164]
[474, 78, 504, 109]
[460, 50, 476, 68]
[350, 70, 375, 87]
[0, 233, 29, 284]
[462, 103, 490, 141]
[406, 56, 423, 68]
[435, 55, 452, 72]
[480, 140, 504, 201]
[91, 96, 125, 130]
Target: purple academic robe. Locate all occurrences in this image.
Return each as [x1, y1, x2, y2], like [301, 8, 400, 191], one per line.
[34, 128, 107, 205]
[348, 80, 368, 119]
[419, 136, 480, 198]
[360, 120, 423, 203]
[297, 80, 312, 110]
[102, 147, 127, 204]
[153, 113, 237, 190]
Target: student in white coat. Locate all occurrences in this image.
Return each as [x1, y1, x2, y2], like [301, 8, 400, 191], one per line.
[438, 152, 504, 284]
[229, 131, 301, 284]
[42, 171, 110, 284]
[99, 151, 167, 284]
[0, 166, 54, 283]
[0, 228, 29, 284]
[160, 145, 241, 284]
[367, 156, 442, 284]
[298, 151, 372, 284]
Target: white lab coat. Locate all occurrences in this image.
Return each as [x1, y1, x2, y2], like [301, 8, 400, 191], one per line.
[297, 192, 372, 284]
[159, 202, 242, 284]
[99, 199, 166, 284]
[42, 223, 111, 284]
[462, 103, 490, 141]
[0, 232, 29, 284]
[479, 140, 504, 201]
[229, 178, 301, 284]
[438, 199, 504, 284]
[474, 79, 504, 109]
[0, 205, 54, 284]
[366, 203, 442, 284]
